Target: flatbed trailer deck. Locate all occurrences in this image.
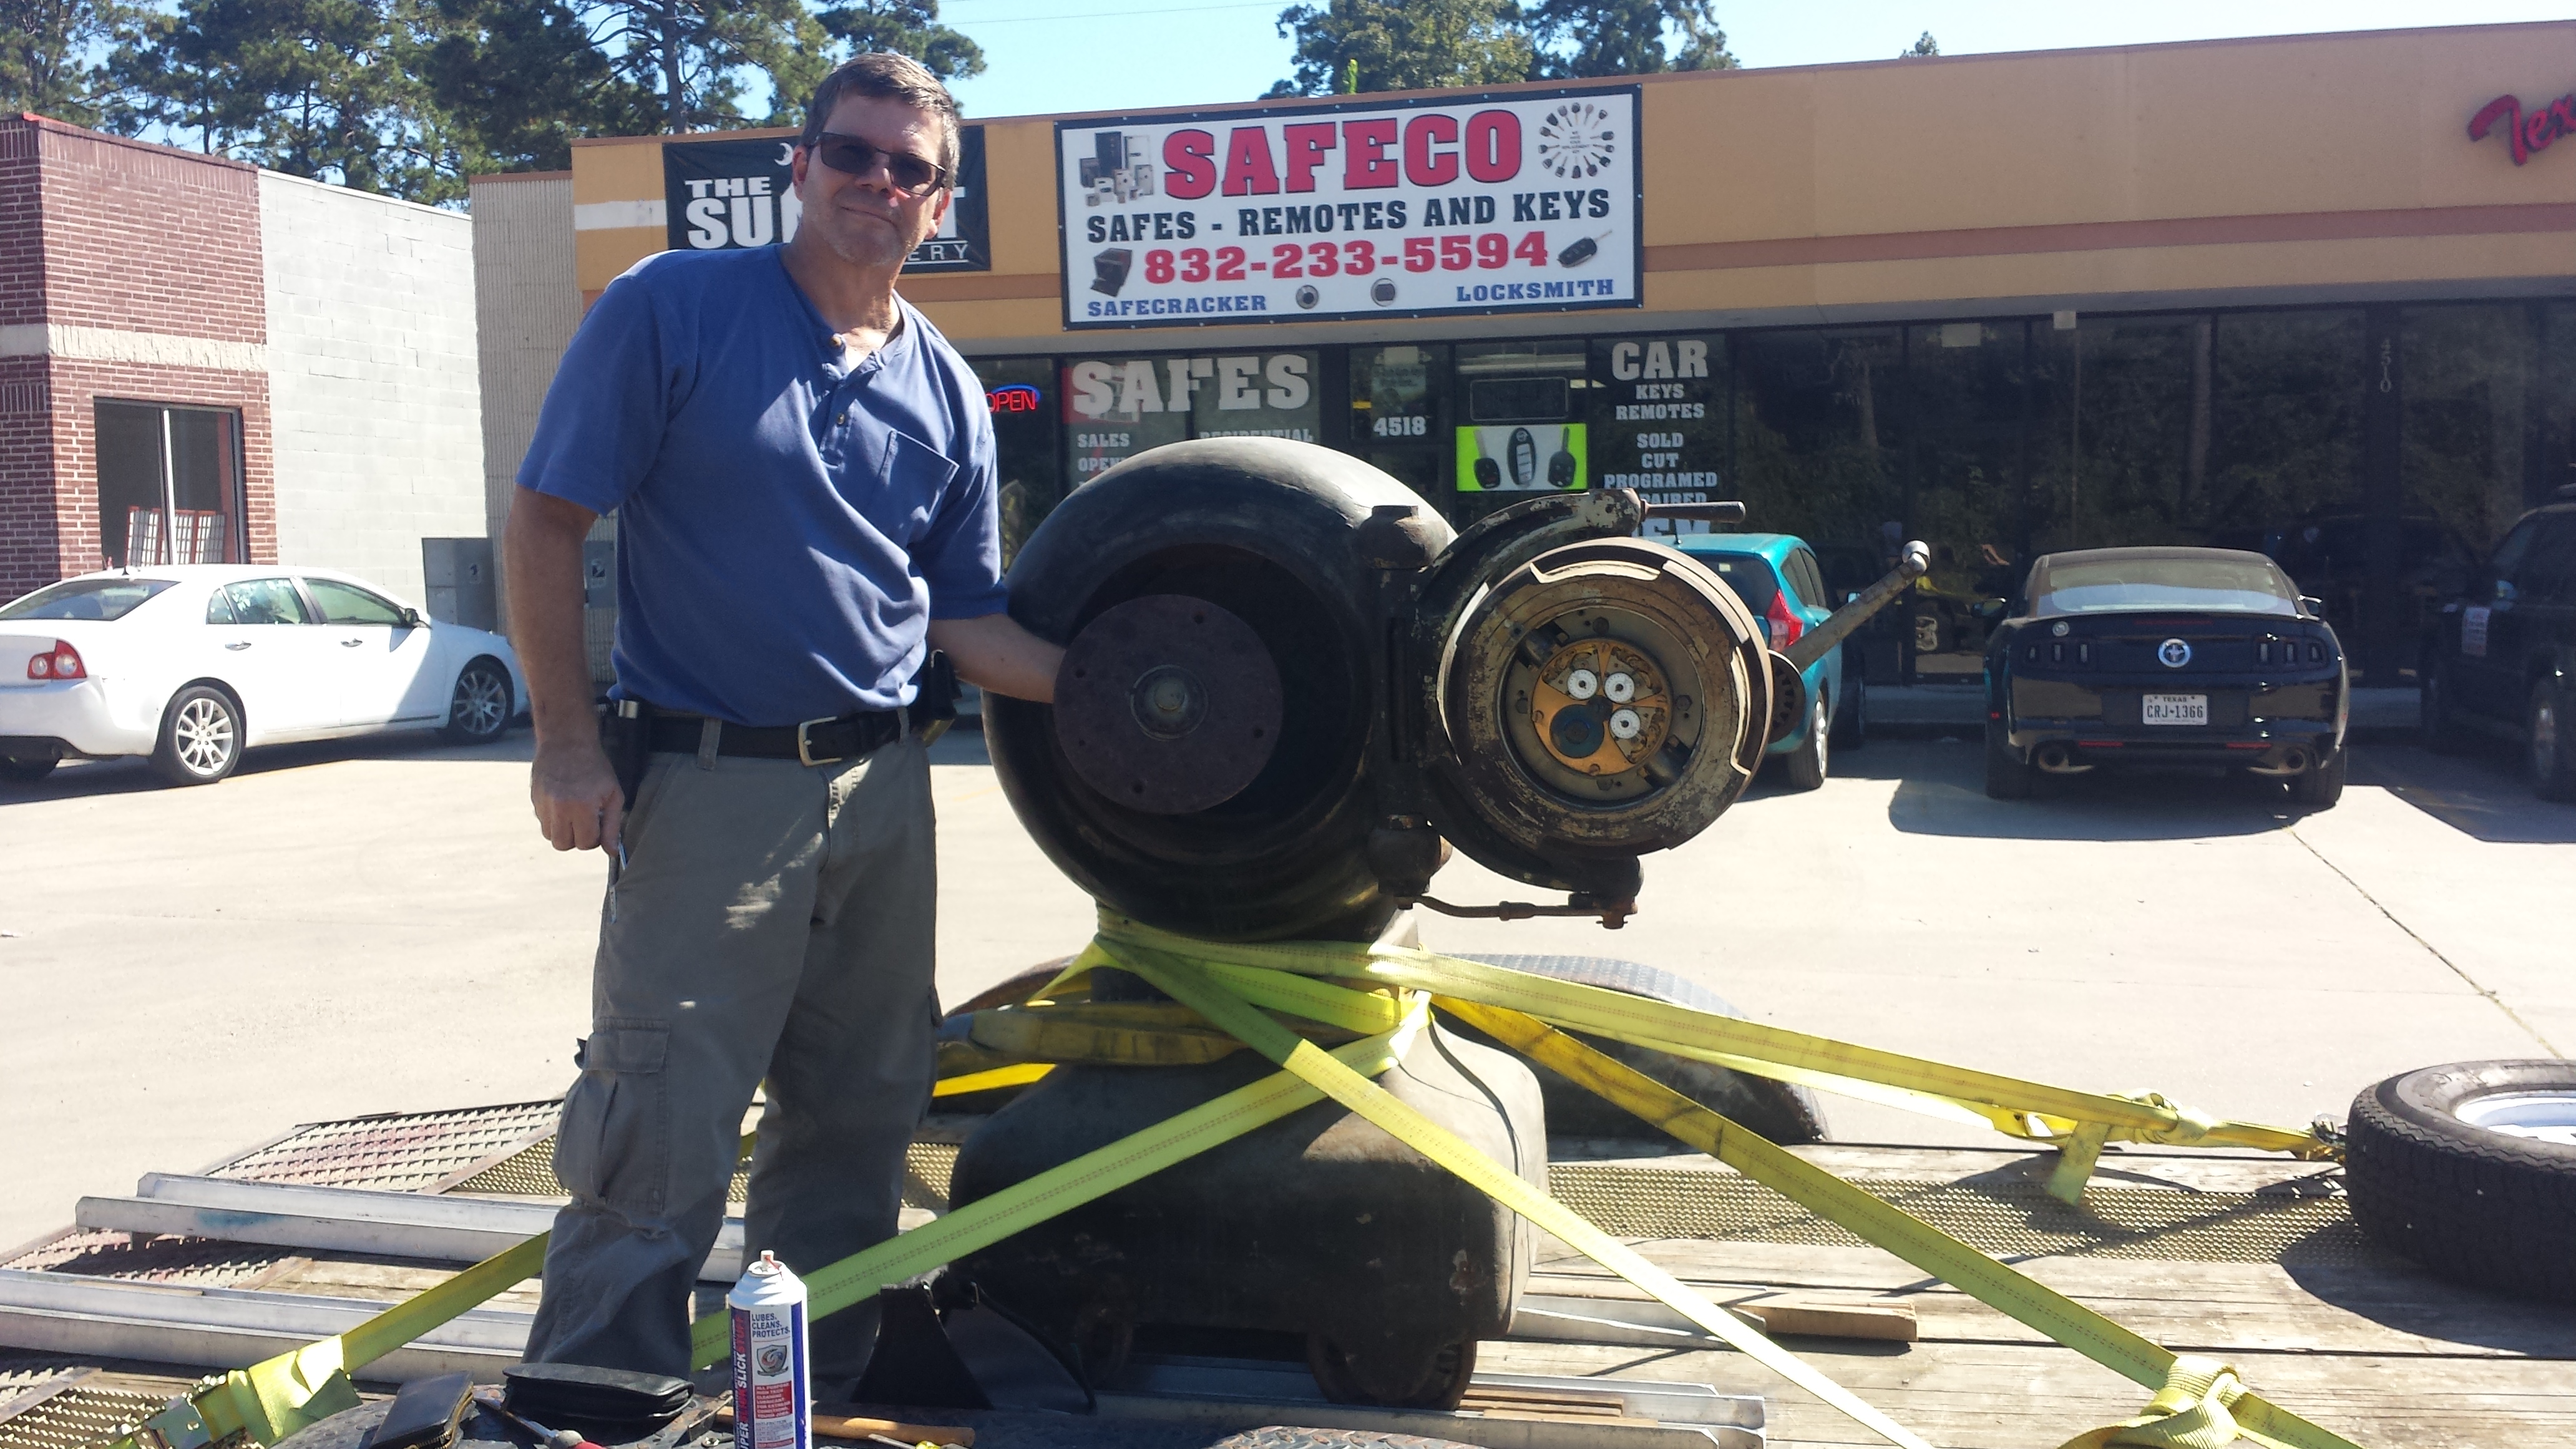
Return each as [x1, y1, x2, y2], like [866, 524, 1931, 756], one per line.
[1, 1105, 2567, 1449]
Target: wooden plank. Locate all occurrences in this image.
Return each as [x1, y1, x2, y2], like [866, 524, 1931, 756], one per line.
[1478, 1339, 2576, 1449]
[1527, 1239, 2576, 1360]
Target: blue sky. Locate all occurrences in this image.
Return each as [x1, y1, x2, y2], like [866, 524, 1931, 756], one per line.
[939, 1, 2572, 120]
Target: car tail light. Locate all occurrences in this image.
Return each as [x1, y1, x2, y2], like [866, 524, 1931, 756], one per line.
[1765, 591, 1803, 651]
[27, 640, 84, 680]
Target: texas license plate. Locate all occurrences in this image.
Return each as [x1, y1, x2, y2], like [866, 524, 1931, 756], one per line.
[2142, 694, 2208, 726]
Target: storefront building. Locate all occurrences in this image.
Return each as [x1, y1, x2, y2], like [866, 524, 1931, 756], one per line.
[505, 22, 2576, 684]
[3, 115, 487, 611]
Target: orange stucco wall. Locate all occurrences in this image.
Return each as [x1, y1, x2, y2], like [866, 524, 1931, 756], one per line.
[567, 22, 2576, 348]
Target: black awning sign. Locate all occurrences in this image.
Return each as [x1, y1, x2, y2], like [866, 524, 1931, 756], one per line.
[661, 127, 988, 272]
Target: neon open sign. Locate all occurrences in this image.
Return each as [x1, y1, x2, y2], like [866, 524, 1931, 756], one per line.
[987, 383, 1043, 413]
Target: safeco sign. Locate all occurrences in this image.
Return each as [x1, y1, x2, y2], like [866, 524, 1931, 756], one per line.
[1056, 88, 1640, 330]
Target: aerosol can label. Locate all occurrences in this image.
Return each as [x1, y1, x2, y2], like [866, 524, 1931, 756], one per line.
[728, 1251, 809, 1449]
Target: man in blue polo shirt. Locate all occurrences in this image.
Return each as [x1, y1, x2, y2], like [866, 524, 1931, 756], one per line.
[503, 52, 1063, 1385]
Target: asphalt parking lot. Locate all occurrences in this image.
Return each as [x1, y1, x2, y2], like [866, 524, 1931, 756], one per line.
[2, 724, 2566, 1253]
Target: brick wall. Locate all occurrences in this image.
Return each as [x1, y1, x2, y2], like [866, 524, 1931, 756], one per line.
[261, 170, 484, 607]
[0, 117, 271, 599]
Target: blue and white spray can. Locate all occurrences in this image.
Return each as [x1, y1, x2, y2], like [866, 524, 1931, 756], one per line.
[728, 1251, 810, 1449]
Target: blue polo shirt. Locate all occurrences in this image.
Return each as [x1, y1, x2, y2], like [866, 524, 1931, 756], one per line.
[519, 246, 1007, 723]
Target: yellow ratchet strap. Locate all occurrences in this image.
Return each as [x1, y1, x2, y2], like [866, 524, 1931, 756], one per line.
[1441, 999, 2359, 1449]
[932, 1062, 1054, 1096]
[1095, 916, 2326, 1199]
[1101, 939, 1934, 1449]
[688, 998, 1432, 1369]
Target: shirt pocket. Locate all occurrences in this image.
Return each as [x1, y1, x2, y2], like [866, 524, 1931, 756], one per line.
[869, 427, 960, 546]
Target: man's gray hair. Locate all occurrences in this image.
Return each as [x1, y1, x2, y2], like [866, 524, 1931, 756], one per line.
[799, 52, 962, 191]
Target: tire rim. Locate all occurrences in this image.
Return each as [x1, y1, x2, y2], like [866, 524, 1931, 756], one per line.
[2455, 1090, 2576, 1146]
[2534, 700, 2560, 781]
[174, 697, 234, 776]
[457, 669, 509, 735]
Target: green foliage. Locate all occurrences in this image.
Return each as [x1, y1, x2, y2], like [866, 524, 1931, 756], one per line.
[1, 0, 148, 126]
[85, 0, 975, 203]
[1898, 30, 1937, 58]
[1265, 0, 1534, 99]
[816, 0, 983, 84]
[1523, 0, 1735, 79]
[104, 0, 426, 194]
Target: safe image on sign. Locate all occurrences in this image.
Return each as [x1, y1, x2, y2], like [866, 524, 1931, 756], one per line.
[1056, 89, 1641, 329]
[661, 130, 991, 271]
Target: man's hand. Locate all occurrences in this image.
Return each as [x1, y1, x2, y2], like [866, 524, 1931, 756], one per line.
[505, 486, 621, 851]
[928, 613, 1066, 704]
[532, 737, 625, 852]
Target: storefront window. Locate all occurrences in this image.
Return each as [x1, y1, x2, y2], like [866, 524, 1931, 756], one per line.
[1351, 343, 1448, 505]
[2031, 315, 2205, 554]
[1452, 340, 1591, 527]
[973, 357, 1061, 570]
[94, 401, 242, 568]
[1062, 349, 1319, 487]
[1895, 322, 2029, 678]
[1590, 333, 1725, 540]
[2203, 310, 2371, 661]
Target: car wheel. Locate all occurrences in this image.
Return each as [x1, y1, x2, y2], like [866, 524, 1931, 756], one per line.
[1443, 954, 1828, 1148]
[2346, 1060, 2576, 1304]
[442, 658, 513, 744]
[2419, 665, 2466, 755]
[1983, 718, 2036, 800]
[1, 755, 58, 783]
[153, 686, 242, 786]
[2290, 747, 2346, 809]
[2529, 682, 2575, 803]
[1783, 688, 1829, 790]
[1835, 671, 1868, 753]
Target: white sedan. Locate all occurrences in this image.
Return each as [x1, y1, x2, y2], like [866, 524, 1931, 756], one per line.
[0, 565, 527, 786]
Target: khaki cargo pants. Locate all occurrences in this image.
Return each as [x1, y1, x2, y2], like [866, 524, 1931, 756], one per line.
[524, 733, 937, 1386]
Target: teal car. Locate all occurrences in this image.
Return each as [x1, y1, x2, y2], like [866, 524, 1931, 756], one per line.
[1674, 532, 1861, 789]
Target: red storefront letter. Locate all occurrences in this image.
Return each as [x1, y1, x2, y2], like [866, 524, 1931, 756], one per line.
[1282, 122, 1338, 192]
[1403, 114, 1458, 187]
[1222, 126, 1281, 195]
[1463, 110, 1521, 183]
[2468, 94, 2528, 164]
[1163, 130, 1216, 198]
[1342, 118, 1398, 188]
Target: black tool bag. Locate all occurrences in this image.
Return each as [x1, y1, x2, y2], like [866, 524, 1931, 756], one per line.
[502, 1364, 693, 1438]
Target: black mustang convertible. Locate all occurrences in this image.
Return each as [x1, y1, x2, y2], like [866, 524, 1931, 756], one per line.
[1984, 547, 2348, 807]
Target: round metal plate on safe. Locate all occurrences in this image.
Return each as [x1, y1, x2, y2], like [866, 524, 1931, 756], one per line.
[1054, 594, 1284, 815]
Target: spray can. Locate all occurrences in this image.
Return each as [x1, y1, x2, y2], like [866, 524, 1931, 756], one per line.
[728, 1251, 810, 1449]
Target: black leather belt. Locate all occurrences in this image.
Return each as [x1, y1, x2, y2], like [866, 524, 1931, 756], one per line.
[643, 708, 902, 766]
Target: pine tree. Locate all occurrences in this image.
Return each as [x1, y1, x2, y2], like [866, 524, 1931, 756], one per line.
[1522, 0, 1736, 79]
[1266, 0, 1533, 99]
[1, 0, 147, 126]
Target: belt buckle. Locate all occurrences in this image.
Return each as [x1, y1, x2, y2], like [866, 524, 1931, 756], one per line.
[795, 716, 844, 767]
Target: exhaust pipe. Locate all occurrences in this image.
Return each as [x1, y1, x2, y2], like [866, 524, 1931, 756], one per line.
[2034, 742, 2094, 774]
[2249, 746, 2311, 778]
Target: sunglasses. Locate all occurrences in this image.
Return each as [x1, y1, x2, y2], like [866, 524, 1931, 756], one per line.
[807, 132, 949, 195]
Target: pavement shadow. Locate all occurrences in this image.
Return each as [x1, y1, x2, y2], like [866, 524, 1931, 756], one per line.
[0, 728, 534, 805]
[1871, 741, 2305, 842]
[2355, 743, 2576, 845]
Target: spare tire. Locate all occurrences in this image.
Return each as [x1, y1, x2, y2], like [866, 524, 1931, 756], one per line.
[1445, 955, 1826, 1148]
[2345, 1060, 2576, 1304]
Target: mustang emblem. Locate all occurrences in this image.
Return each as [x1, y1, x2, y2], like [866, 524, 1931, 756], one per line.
[2158, 638, 2192, 668]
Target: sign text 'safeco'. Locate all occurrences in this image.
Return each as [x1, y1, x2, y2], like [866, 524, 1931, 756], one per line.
[2469, 87, 2576, 165]
[1056, 89, 1641, 329]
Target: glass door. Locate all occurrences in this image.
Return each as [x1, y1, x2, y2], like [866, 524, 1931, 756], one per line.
[93, 401, 243, 568]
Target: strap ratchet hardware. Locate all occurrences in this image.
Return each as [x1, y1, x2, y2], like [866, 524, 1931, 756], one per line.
[96, 920, 2362, 1449]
